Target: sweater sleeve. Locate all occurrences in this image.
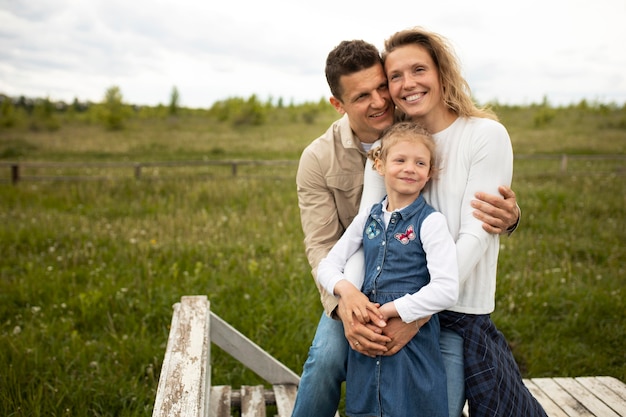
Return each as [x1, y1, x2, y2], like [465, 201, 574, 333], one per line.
[394, 212, 459, 322]
[455, 120, 513, 285]
[317, 212, 368, 296]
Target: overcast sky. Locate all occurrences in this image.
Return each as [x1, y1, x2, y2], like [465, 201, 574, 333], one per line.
[1, 0, 625, 108]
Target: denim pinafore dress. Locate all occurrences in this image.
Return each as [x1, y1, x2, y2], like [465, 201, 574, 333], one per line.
[345, 195, 448, 417]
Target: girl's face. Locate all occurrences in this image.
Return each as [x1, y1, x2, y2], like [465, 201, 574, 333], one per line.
[385, 44, 450, 132]
[376, 138, 432, 206]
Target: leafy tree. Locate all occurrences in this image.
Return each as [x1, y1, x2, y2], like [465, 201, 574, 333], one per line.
[30, 97, 60, 131]
[208, 95, 267, 126]
[16, 95, 34, 114]
[100, 86, 127, 130]
[234, 94, 266, 126]
[169, 86, 180, 116]
[0, 96, 17, 128]
[533, 95, 556, 127]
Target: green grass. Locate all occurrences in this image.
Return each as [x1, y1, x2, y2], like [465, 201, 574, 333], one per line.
[496, 173, 625, 377]
[1, 178, 317, 416]
[0, 103, 625, 416]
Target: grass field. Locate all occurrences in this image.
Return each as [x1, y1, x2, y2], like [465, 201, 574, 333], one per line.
[0, 102, 625, 416]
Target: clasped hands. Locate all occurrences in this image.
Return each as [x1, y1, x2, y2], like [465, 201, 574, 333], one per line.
[334, 281, 430, 358]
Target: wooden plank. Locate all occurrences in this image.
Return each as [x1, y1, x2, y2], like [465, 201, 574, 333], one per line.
[209, 385, 232, 417]
[454, 377, 626, 417]
[273, 384, 297, 417]
[241, 385, 265, 417]
[553, 377, 620, 417]
[576, 377, 626, 416]
[152, 296, 211, 417]
[531, 378, 595, 416]
[596, 376, 626, 398]
[210, 311, 300, 385]
[523, 379, 569, 417]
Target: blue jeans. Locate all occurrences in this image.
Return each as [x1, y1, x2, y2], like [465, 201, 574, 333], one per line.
[440, 327, 465, 417]
[291, 314, 465, 417]
[291, 313, 347, 417]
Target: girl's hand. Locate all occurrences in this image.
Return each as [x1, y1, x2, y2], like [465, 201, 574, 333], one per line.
[378, 302, 399, 321]
[335, 280, 383, 325]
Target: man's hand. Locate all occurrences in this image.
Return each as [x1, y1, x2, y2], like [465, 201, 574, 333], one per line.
[381, 316, 430, 356]
[472, 185, 519, 234]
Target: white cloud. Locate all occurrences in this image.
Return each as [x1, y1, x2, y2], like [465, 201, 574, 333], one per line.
[1, 0, 625, 107]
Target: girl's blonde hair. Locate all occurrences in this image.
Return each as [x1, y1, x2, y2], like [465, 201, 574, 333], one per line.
[368, 121, 439, 180]
[382, 26, 498, 121]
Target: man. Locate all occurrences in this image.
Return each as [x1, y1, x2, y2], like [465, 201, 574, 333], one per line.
[293, 40, 519, 417]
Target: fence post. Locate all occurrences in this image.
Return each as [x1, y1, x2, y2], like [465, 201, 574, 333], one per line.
[134, 163, 142, 179]
[231, 162, 237, 177]
[11, 164, 20, 184]
[560, 154, 568, 173]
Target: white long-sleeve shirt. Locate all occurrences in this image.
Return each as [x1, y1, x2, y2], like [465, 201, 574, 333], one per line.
[358, 117, 513, 314]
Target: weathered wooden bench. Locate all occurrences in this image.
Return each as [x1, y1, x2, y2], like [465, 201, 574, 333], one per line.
[152, 295, 302, 417]
[153, 296, 625, 417]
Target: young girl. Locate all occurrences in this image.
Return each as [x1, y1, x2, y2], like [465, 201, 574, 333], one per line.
[317, 121, 459, 417]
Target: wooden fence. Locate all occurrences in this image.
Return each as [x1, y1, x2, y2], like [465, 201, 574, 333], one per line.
[1, 154, 624, 184]
[0, 159, 298, 184]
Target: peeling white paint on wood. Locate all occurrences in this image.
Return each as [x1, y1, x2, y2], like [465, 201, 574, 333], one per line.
[153, 296, 210, 417]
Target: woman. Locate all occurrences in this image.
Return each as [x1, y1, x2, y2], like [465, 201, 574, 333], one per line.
[359, 27, 547, 416]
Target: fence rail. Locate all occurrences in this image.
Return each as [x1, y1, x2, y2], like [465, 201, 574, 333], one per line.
[1, 154, 624, 184]
[0, 159, 299, 184]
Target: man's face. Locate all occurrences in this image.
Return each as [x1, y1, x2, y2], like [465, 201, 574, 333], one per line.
[330, 63, 394, 144]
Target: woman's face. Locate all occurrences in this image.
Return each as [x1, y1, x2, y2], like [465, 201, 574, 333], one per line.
[385, 44, 449, 131]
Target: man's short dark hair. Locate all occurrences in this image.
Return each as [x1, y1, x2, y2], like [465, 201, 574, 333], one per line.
[325, 40, 382, 101]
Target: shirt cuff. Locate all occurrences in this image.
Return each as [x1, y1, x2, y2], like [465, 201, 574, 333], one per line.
[506, 204, 522, 236]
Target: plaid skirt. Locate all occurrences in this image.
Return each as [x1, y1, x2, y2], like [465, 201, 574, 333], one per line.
[439, 311, 548, 417]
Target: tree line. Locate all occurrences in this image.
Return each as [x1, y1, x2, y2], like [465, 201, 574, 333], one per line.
[0, 85, 332, 131]
[1, 85, 625, 132]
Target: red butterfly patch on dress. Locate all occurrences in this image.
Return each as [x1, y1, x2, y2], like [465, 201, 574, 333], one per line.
[395, 224, 416, 245]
